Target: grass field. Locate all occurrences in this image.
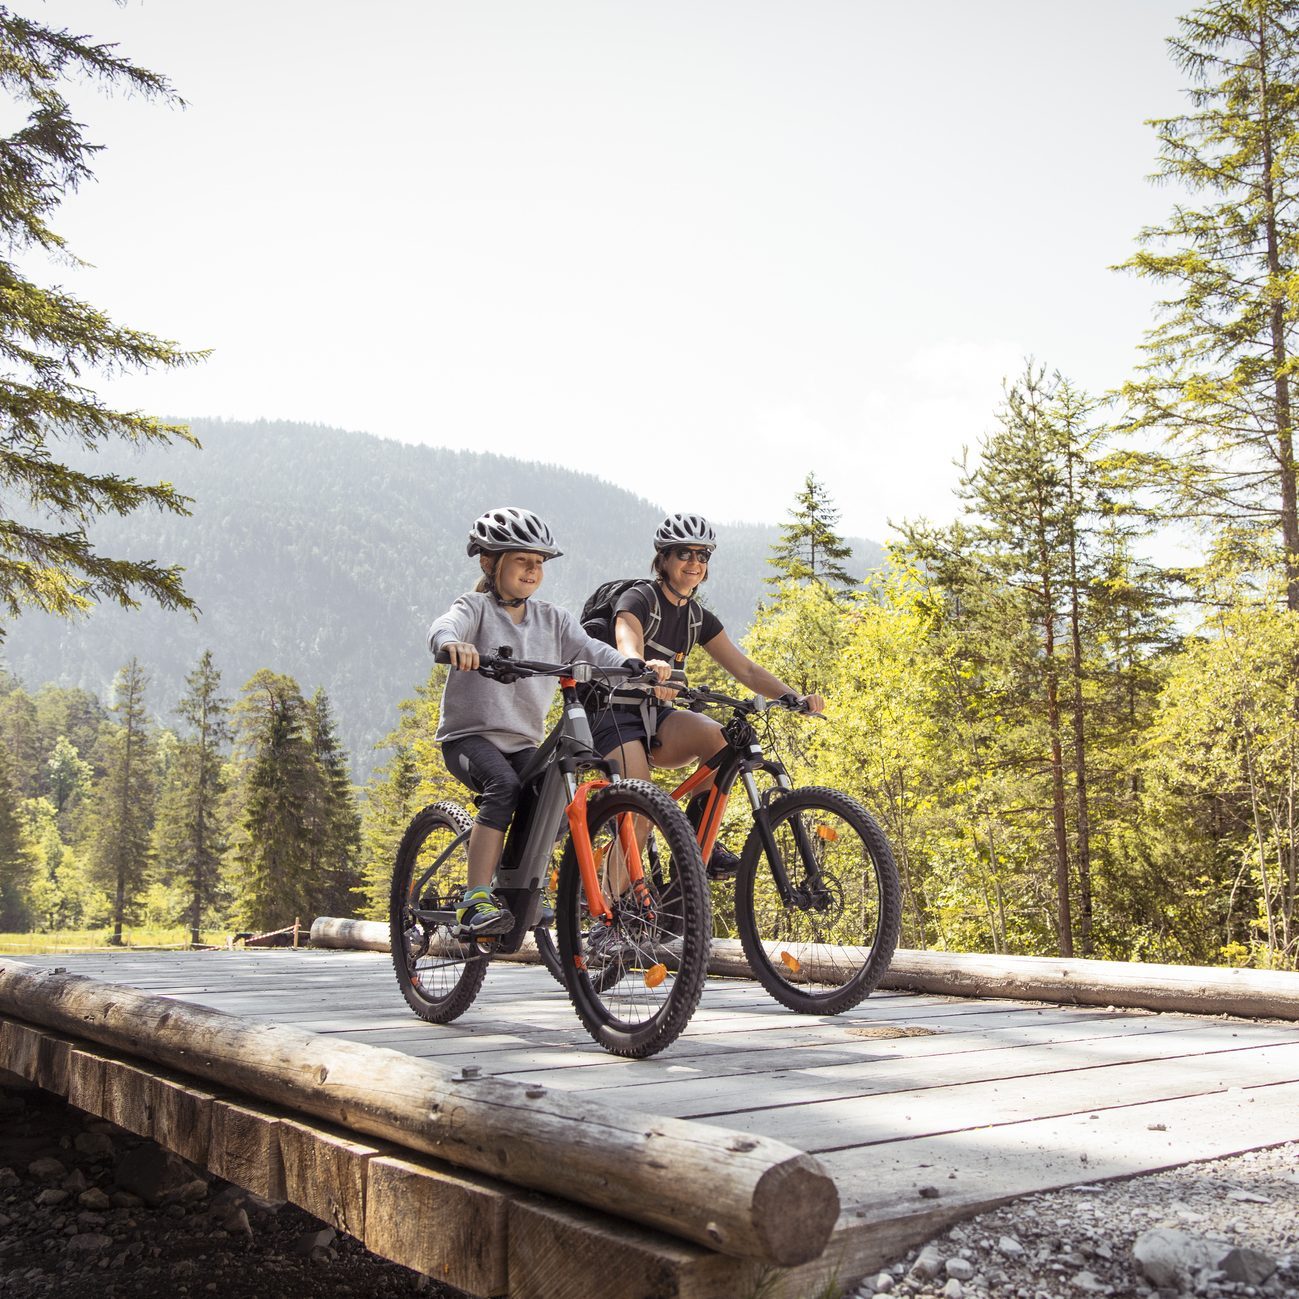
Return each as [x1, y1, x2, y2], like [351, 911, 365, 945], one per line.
[0, 927, 230, 954]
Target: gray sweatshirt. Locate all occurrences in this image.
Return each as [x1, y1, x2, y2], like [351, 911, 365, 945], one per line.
[427, 592, 629, 752]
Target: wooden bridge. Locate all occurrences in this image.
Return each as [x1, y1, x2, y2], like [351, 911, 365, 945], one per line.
[2, 944, 1298, 1299]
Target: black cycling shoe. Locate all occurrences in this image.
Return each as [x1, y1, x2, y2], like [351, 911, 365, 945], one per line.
[705, 843, 741, 880]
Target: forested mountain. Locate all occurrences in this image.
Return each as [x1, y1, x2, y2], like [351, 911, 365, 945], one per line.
[0, 419, 882, 777]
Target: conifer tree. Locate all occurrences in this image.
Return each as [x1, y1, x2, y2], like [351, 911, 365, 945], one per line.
[226, 670, 326, 932]
[766, 473, 856, 589]
[306, 687, 361, 919]
[1120, 0, 1299, 608]
[0, 11, 204, 631]
[88, 659, 154, 944]
[153, 651, 230, 944]
[0, 745, 35, 930]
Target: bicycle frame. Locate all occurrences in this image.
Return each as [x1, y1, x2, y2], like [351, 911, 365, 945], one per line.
[667, 696, 829, 909]
[410, 670, 656, 952]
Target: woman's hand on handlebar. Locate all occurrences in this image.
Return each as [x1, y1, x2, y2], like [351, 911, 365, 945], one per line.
[644, 658, 680, 702]
[445, 642, 481, 671]
[778, 691, 825, 714]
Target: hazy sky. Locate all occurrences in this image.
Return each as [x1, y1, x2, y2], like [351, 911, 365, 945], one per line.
[44, 0, 1189, 542]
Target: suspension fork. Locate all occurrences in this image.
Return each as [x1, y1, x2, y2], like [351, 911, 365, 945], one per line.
[740, 766, 824, 907]
[565, 778, 650, 921]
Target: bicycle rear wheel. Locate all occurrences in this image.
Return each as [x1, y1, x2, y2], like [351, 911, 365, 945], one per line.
[736, 786, 900, 1015]
[532, 848, 565, 984]
[557, 780, 710, 1058]
[389, 801, 489, 1023]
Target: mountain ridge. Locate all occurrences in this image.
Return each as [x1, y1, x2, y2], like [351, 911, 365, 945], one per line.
[1, 418, 883, 778]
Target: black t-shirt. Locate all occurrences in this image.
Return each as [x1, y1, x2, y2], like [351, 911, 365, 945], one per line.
[614, 582, 723, 666]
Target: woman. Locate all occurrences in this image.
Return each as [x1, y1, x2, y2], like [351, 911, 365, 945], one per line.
[428, 506, 642, 935]
[591, 512, 825, 876]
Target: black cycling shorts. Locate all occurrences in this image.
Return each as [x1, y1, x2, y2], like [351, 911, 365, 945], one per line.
[442, 736, 537, 831]
[588, 704, 675, 762]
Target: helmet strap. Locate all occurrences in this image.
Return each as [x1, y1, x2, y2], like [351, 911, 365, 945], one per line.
[661, 577, 696, 603]
[483, 555, 529, 608]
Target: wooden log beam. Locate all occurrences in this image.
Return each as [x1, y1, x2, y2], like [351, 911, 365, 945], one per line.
[310, 918, 1299, 1019]
[0, 958, 836, 1266]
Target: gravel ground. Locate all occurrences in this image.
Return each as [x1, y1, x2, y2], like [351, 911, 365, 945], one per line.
[0, 1081, 467, 1299]
[2, 1076, 1296, 1299]
[850, 1144, 1299, 1299]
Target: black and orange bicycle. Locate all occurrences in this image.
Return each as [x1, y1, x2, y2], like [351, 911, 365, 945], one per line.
[389, 652, 711, 1059]
[656, 682, 902, 1015]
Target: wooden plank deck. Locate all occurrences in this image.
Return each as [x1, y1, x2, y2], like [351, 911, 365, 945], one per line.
[7, 948, 1299, 1296]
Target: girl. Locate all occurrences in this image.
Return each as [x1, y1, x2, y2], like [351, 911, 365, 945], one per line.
[427, 507, 649, 936]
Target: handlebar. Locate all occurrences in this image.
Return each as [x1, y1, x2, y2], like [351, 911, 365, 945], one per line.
[668, 683, 815, 716]
[433, 647, 668, 692]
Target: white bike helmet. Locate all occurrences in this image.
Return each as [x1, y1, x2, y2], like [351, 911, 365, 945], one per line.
[653, 512, 716, 553]
[466, 507, 563, 559]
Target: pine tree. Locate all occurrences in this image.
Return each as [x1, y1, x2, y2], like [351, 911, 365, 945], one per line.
[306, 687, 361, 919]
[88, 659, 154, 944]
[0, 11, 203, 633]
[1120, 0, 1299, 608]
[0, 745, 35, 929]
[766, 473, 856, 589]
[153, 651, 230, 944]
[226, 670, 326, 932]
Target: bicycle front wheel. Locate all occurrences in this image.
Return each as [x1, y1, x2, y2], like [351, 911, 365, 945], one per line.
[389, 801, 489, 1023]
[736, 786, 901, 1015]
[557, 780, 710, 1058]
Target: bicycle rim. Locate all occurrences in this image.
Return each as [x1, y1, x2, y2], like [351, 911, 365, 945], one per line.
[557, 780, 710, 1058]
[389, 801, 489, 1023]
[737, 786, 901, 1015]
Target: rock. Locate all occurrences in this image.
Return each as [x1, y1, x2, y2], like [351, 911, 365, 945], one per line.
[0, 1167, 18, 1189]
[215, 1206, 253, 1239]
[65, 1232, 113, 1254]
[291, 1226, 337, 1256]
[113, 1147, 207, 1207]
[918, 1185, 941, 1199]
[27, 1157, 67, 1183]
[1132, 1228, 1222, 1288]
[1226, 1190, 1270, 1204]
[1073, 1271, 1108, 1292]
[998, 1235, 1025, 1256]
[946, 1258, 974, 1280]
[942, 1280, 964, 1299]
[1217, 1245, 1276, 1285]
[73, 1132, 113, 1159]
[61, 1168, 88, 1193]
[871, 1273, 894, 1293]
[910, 1243, 944, 1279]
[35, 1188, 68, 1206]
[109, 1190, 142, 1209]
[77, 1188, 110, 1211]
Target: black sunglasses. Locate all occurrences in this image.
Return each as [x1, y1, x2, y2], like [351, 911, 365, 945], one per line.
[671, 546, 712, 563]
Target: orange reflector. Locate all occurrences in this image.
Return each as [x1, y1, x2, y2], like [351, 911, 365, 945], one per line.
[644, 963, 668, 988]
[780, 950, 802, 974]
[816, 825, 838, 841]
[549, 867, 560, 890]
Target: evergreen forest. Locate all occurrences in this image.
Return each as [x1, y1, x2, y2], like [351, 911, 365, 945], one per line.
[1, 1, 1298, 971]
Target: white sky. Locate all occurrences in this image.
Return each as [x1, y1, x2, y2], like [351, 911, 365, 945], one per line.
[40, 0, 1189, 541]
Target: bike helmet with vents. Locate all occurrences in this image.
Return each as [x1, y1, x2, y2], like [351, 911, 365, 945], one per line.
[653, 512, 716, 553]
[466, 507, 563, 559]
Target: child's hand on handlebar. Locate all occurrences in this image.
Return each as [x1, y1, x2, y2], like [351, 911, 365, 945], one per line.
[445, 642, 481, 671]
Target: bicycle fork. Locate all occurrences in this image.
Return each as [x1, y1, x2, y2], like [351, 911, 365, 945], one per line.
[564, 779, 653, 922]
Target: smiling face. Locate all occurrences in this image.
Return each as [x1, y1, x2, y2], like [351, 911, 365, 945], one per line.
[484, 550, 547, 600]
[657, 545, 710, 594]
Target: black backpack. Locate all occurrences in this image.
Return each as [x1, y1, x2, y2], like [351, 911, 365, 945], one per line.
[580, 578, 704, 666]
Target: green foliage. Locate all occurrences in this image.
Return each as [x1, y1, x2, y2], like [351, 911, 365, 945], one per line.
[766, 473, 856, 589]
[1119, 0, 1299, 606]
[152, 650, 231, 942]
[86, 660, 154, 944]
[0, 9, 203, 629]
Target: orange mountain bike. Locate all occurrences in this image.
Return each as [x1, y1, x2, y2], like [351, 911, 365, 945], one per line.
[658, 683, 901, 1015]
[390, 652, 711, 1059]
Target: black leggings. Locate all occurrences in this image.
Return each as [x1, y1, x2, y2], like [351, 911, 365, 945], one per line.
[442, 736, 537, 832]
